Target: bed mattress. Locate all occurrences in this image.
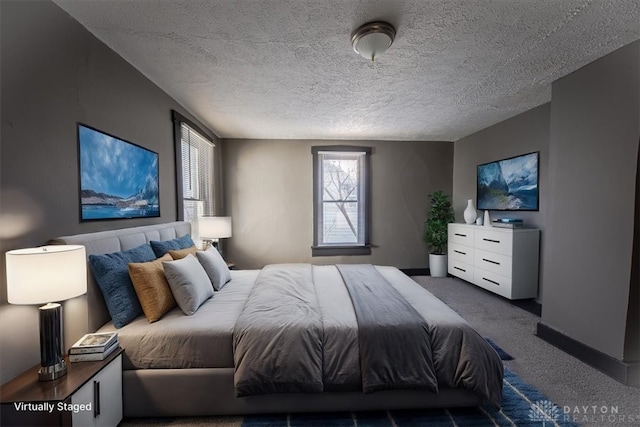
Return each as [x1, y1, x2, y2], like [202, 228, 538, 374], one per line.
[98, 269, 259, 370]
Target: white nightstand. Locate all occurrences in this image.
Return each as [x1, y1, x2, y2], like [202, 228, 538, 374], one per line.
[1, 347, 123, 427]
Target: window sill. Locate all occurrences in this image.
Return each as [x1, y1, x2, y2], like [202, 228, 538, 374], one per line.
[311, 245, 372, 257]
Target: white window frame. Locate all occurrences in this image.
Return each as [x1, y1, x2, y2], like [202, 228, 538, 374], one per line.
[312, 146, 371, 256]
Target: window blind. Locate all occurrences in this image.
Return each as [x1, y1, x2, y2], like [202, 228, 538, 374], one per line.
[180, 123, 214, 223]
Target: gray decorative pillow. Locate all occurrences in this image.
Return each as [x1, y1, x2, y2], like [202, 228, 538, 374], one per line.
[163, 254, 214, 315]
[196, 246, 232, 291]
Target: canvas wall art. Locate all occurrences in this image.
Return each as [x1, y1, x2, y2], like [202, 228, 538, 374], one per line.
[477, 152, 539, 211]
[78, 124, 160, 221]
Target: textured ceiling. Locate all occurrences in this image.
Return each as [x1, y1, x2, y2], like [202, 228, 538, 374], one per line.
[53, 0, 639, 141]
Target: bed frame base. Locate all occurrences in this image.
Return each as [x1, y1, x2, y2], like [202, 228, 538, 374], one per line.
[123, 368, 481, 417]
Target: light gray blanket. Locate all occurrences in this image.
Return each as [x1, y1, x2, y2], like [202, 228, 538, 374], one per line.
[233, 264, 503, 408]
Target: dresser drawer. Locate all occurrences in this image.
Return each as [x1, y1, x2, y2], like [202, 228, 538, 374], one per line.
[474, 229, 513, 256]
[448, 225, 474, 246]
[448, 259, 474, 283]
[474, 249, 512, 277]
[474, 268, 513, 299]
[449, 242, 474, 265]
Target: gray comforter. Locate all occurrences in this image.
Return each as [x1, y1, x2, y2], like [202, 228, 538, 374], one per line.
[233, 264, 503, 408]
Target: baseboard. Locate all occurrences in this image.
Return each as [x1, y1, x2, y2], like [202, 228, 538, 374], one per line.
[536, 322, 639, 387]
[401, 268, 430, 276]
[511, 299, 542, 317]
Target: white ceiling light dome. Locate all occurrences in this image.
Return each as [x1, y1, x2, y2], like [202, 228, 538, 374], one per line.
[351, 21, 396, 62]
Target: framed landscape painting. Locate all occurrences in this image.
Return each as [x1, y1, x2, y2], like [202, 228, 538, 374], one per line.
[78, 123, 160, 221]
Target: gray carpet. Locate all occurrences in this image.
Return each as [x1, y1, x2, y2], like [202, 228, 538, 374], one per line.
[120, 275, 640, 427]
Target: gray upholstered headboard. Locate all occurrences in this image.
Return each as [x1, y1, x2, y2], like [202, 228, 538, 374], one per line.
[50, 221, 191, 346]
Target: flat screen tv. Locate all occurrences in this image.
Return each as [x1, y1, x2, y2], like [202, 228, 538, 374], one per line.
[477, 152, 539, 211]
[78, 123, 160, 221]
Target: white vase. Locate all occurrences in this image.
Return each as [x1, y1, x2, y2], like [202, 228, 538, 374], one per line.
[463, 199, 477, 224]
[484, 210, 492, 227]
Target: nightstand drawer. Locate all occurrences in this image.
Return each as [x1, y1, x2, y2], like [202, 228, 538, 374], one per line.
[0, 348, 123, 427]
[72, 354, 122, 427]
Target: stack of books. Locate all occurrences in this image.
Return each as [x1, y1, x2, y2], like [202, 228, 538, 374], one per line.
[69, 332, 118, 362]
[492, 218, 524, 229]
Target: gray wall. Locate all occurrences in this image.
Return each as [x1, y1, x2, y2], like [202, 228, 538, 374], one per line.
[541, 41, 639, 361]
[222, 139, 453, 269]
[626, 144, 639, 362]
[452, 104, 550, 300]
[0, 0, 217, 384]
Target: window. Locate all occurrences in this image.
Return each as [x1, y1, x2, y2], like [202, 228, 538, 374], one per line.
[172, 111, 215, 226]
[312, 146, 371, 256]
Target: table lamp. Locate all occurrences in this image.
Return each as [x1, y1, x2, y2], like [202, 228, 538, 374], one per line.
[6, 245, 87, 381]
[198, 216, 232, 254]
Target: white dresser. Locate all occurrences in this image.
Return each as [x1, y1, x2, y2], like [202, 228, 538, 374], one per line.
[447, 223, 540, 299]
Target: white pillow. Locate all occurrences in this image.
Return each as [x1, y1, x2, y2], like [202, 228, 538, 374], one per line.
[163, 254, 214, 315]
[196, 246, 232, 291]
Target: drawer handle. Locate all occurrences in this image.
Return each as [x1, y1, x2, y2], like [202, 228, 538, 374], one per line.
[482, 277, 500, 286]
[482, 258, 500, 265]
[94, 380, 101, 418]
[454, 250, 466, 255]
[454, 266, 466, 273]
[454, 233, 467, 237]
[483, 238, 500, 244]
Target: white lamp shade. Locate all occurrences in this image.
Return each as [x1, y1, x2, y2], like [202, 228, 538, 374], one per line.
[6, 245, 87, 305]
[199, 216, 232, 239]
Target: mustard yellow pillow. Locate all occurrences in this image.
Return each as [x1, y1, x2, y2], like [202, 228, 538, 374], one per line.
[128, 254, 176, 323]
[168, 246, 198, 260]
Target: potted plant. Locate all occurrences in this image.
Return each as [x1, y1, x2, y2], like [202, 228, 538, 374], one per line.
[424, 191, 455, 277]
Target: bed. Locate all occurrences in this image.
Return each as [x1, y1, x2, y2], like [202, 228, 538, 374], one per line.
[51, 221, 503, 417]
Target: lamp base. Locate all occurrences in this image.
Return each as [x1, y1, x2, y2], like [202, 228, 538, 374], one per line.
[39, 302, 66, 382]
[202, 239, 221, 255]
[38, 360, 67, 381]
[202, 239, 214, 251]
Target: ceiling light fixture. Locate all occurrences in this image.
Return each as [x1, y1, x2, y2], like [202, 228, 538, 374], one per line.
[351, 21, 396, 62]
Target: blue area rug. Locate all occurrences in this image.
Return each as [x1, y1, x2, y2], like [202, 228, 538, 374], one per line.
[243, 341, 576, 427]
[242, 369, 576, 426]
[485, 337, 514, 360]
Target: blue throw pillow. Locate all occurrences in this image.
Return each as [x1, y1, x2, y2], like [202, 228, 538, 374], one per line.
[88, 243, 156, 328]
[150, 234, 195, 257]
